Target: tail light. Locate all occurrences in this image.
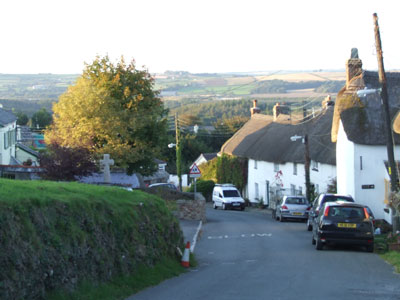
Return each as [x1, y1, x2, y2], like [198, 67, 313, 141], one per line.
[363, 207, 370, 219]
[281, 205, 288, 210]
[306, 206, 311, 211]
[324, 206, 330, 217]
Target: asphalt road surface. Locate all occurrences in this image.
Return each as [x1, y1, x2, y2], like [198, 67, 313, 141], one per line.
[128, 206, 400, 300]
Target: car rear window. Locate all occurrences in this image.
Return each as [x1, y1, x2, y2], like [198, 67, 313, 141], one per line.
[327, 206, 365, 218]
[285, 197, 307, 205]
[223, 190, 240, 197]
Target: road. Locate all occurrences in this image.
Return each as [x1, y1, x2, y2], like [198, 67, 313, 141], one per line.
[128, 206, 400, 300]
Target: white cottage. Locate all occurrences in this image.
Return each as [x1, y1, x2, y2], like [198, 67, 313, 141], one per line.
[332, 50, 400, 222]
[220, 100, 336, 205]
[0, 108, 17, 166]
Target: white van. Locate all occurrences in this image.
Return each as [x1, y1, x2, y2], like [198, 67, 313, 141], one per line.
[212, 184, 245, 211]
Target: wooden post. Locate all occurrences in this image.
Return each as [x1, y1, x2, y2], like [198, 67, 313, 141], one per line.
[373, 13, 399, 232]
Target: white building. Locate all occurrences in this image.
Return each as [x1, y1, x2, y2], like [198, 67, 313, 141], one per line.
[0, 108, 17, 166]
[220, 100, 336, 205]
[332, 50, 400, 223]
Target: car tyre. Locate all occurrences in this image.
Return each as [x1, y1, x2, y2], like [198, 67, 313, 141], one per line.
[315, 237, 323, 250]
[366, 245, 374, 253]
[279, 215, 285, 222]
[312, 235, 316, 245]
[222, 203, 227, 210]
[213, 202, 217, 209]
[240, 206, 245, 211]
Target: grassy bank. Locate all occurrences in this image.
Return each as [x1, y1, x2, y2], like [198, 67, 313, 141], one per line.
[0, 179, 184, 299]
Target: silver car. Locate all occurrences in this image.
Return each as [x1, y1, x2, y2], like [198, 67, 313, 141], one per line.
[276, 196, 310, 222]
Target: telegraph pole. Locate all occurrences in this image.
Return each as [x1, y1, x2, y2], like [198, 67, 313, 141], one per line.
[373, 13, 399, 231]
[304, 134, 311, 202]
[175, 113, 182, 191]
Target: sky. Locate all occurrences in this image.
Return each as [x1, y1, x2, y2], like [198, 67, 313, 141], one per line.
[1, 0, 399, 74]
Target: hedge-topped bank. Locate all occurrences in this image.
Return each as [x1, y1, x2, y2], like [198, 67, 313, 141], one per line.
[0, 179, 183, 299]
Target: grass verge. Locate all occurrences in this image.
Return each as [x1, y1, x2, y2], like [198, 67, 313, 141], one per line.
[380, 252, 400, 273]
[46, 258, 186, 300]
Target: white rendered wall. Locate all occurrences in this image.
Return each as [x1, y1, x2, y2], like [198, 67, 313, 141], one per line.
[337, 120, 400, 222]
[247, 158, 336, 205]
[0, 122, 17, 165]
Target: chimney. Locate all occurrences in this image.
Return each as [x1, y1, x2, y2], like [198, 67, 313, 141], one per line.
[322, 95, 334, 109]
[250, 99, 261, 116]
[346, 48, 362, 89]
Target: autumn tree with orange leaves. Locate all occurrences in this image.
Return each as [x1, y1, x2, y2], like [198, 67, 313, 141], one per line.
[45, 56, 168, 175]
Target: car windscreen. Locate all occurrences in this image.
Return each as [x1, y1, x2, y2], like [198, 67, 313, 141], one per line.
[285, 197, 308, 205]
[223, 190, 240, 197]
[323, 196, 354, 203]
[327, 206, 366, 219]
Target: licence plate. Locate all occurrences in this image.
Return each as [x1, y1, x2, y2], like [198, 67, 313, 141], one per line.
[292, 212, 303, 216]
[338, 223, 356, 228]
[232, 203, 240, 206]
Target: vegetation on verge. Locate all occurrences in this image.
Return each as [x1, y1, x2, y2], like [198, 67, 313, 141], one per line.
[0, 179, 183, 299]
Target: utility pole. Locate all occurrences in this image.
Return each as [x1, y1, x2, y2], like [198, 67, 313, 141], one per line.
[175, 113, 182, 192]
[373, 13, 399, 231]
[304, 134, 312, 202]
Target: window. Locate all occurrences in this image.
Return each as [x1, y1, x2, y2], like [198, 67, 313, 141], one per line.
[293, 163, 297, 175]
[255, 183, 259, 200]
[274, 163, 279, 172]
[360, 156, 363, 170]
[254, 160, 257, 169]
[298, 186, 302, 195]
[311, 160, 319, 171]
[315, 184, 319, 194]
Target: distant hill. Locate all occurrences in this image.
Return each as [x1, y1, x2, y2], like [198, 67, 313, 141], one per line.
[0, 71, 346, 116]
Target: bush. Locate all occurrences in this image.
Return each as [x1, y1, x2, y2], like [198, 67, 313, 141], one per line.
[189, 180, 215, 202]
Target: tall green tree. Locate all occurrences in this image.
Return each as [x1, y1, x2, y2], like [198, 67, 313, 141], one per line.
[15, 111, 29, 126]
[45, 56, 168, 175]
[32, 108, 52, 128]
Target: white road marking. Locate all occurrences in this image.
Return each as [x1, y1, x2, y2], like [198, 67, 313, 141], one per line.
[207, 233, 272, 240]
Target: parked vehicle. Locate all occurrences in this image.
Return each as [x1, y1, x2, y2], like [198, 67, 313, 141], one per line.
[148, 183, 178, 190]
[307, 194, 354, 231]
[212, 184, 245, 211]
[275, 196, 309, 222]
[311, 201, 374, 252]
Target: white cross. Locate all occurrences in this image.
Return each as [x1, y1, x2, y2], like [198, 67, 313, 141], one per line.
[100, 154, 114, 183]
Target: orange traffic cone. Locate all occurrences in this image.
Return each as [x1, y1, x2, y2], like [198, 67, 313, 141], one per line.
[181, 241, 190, 268]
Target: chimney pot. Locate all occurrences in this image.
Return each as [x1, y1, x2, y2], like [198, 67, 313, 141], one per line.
[250, 99, 261, 116]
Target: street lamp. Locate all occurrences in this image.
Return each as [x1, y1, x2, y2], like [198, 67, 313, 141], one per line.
[291, 134, 311, 202]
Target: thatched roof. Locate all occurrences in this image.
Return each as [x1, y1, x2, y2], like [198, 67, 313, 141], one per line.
[220, 107, 336, 165]
[332, 70, 400, 144]
[394, 112, 400, 134]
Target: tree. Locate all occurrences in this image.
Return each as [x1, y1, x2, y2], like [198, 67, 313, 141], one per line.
[45, 56, 168, 175]
[39, 144, 97, 181]
[15, 111, 29, 126]
[32, 108, 52, 128]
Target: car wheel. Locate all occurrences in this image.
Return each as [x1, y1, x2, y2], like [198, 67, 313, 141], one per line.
[240, 206, 245, 211]
[315, 237, 323, 250]
[213, 202, 217, 209]
[312, 235, 316, 245]
[272, 210, 276, 219]
[222, 203, 227, 210]
[307, 219, 312, 231]
[279, 215, 285, 222]
[366, 245, 374, 253]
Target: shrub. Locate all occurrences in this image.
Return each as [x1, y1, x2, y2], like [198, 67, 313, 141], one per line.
[189, 180, 215, 201]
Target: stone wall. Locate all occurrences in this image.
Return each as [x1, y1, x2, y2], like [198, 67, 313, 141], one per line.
[176, 193, 206, 221]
